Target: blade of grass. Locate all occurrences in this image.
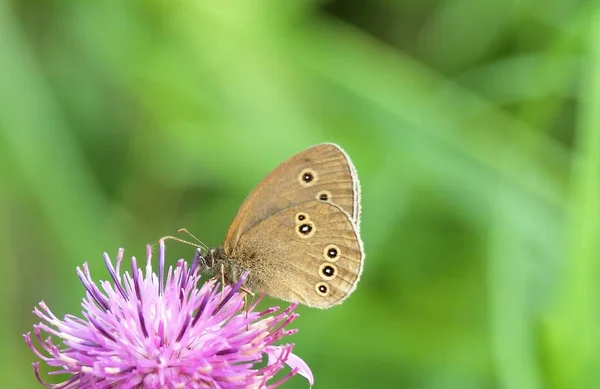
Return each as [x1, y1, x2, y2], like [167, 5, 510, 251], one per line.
[0, 3, 118, 259]
[543, 5, 600, 388]
[488, 188, 548, 389]
[292, 18, 571, 208]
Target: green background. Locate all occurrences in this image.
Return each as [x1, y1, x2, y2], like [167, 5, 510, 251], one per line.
[1, 1, 598, 388]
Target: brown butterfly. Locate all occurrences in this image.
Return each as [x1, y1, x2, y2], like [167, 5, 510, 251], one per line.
[202, 143, 364, 309]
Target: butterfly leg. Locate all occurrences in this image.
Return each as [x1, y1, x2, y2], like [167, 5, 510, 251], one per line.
[240, 286, 255, 297]
[220, 263, 226, 288]
[217, 263, 227, 304]
[240, 287, 255, 312]
[240, 288, 255, 330]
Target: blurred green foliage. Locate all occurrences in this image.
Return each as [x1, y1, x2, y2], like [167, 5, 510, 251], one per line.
[1, 0, 598, 388]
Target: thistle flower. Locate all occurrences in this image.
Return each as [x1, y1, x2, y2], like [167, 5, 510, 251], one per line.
[24, 241, 313, 388]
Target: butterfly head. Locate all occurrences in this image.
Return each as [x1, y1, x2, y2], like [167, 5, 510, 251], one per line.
[202, 246, 249, 287]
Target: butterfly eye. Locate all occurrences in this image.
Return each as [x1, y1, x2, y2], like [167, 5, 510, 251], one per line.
[298, 168, 318, 187]
[323, 244, 340, 262]
[315, 282, 329, 297]
[317, 190, 332, 202]
[319, 263, 338, 281]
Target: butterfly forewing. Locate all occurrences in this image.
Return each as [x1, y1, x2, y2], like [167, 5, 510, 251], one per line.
[223, 143, 361, 256]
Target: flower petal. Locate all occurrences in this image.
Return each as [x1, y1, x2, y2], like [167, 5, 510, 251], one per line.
[26, 243, 313, 388]
[266, 346, 314, 386]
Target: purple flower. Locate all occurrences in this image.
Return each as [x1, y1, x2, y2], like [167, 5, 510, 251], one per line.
[24, 241, 313, 388]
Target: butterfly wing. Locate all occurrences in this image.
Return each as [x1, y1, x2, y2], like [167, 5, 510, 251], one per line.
[223, 143, 361, 256]
[232, 200, 364, 309]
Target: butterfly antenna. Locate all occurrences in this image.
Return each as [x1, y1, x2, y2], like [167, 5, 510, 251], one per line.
[178, 228, 209, 250]
[160, 235, 203, 249]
